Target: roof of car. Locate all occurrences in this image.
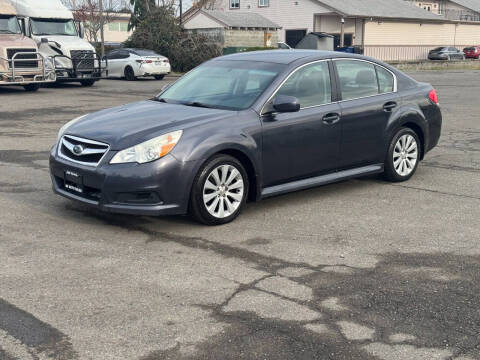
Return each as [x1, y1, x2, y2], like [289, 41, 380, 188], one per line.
[216, 50, 364, 65]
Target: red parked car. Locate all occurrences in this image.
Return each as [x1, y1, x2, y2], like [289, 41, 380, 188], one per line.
[464, 46, 480, 59]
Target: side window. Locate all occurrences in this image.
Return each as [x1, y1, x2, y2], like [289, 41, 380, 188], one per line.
[118, 50, 130, 59]
[376, 66, 394, 93]
[335, 60, 379, 100]
[276, 61, 332, 108]
[106, 51, 118, 60]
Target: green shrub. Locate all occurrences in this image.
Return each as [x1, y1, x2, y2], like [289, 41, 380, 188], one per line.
[124, 7, 221, 72]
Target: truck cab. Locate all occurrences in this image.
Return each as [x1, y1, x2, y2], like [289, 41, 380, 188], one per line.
[0, 0, 55, 91]
[14, 0, 105, 86]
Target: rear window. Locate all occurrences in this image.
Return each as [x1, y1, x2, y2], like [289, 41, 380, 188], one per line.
[432, 47, 446, 52]
[464, 47, 476, 51]
[130, 49, 159, 56]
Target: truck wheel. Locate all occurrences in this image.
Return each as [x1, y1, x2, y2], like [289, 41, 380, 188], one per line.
[124, 67, 136, 81]
[80, 79, 96, 87]
[154, 75, 165, 80]
[23, 84, 40, 92]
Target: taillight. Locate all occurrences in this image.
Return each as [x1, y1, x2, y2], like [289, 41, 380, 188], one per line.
[136, 59, 153, 64]
[163, 59, 169, 63]
[429, 89, 439, 104]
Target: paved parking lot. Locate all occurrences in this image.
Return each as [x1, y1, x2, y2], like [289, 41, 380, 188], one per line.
[0, 72, 479, 360]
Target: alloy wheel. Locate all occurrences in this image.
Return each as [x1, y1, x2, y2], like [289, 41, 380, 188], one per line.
[202, 164, 244, 219]
[393, 134, 418, 177]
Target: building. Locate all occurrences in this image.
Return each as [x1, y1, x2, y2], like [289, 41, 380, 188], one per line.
[199, 0, 480, 61]
[74, 11, 132, 46]
[183, 9, 280, 49]
[409, 0, 480, 21]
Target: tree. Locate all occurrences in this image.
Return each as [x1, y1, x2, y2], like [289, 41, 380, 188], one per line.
[124, 5, 221, 72]
[128, 0, 155, 29]
[61, 0, 124, 56]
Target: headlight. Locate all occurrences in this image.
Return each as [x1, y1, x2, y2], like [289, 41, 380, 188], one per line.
[110, 130, 183, 164]
[57, 114, 87, 142]
[44, 57, 55, 70]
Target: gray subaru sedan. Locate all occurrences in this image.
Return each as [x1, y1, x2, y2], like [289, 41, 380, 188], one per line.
[49, 50, 442, 225]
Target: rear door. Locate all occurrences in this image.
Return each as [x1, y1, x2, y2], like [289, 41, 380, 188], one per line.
[261, 60, 342, 186]
[334, 59, 398, 169]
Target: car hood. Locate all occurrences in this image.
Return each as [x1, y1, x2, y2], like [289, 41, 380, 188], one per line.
[65, 100, 236, 150]
[35, 35, 95, 54]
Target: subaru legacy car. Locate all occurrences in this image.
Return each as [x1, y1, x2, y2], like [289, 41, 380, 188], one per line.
[50, 50, 442, 225]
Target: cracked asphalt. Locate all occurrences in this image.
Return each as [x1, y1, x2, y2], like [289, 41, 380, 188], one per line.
[0, 71, 479, 360]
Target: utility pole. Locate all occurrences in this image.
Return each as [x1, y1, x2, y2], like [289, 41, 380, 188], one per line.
[99, 0, 105, 57]
[179, 0, 183, 26]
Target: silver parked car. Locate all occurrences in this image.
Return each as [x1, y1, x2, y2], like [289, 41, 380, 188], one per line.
[105, 48, 171, 81]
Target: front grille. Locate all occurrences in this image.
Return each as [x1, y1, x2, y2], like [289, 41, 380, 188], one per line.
[59, 135, 109, 167]
[7, 48, 38, 69]
[70, 50, 95, 70]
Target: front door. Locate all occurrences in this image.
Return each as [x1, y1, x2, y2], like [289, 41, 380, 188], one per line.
[261, 60, 342, 187]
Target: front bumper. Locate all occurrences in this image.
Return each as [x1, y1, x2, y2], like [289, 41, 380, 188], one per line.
[49, 146, 195, 216]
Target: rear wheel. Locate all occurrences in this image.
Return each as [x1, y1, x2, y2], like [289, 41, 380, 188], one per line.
[154, 74, 165, 80]
[190, 155, 248, 225]
[124, 66, 136, 81]
[80, 79, 96, 87]
[384, 127, 420, 182]
[23, 83, 40, 92]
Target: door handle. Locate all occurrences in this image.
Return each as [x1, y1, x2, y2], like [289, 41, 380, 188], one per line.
[322, 113, 340, 125]
[383, 102, 397, 112]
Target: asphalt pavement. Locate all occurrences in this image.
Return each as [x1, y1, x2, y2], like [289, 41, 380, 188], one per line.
[0, 72, 479, 360]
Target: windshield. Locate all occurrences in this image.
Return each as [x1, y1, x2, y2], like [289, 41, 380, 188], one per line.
[158, 60, 285, 111]
[31, 18, 77, 36]
[0, 15, 21, 34]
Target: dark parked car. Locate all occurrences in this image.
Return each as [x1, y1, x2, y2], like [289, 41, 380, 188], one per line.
[464, 46, 480, 59]
[428, 47, 465, 61]
[50, 51, 442, 225]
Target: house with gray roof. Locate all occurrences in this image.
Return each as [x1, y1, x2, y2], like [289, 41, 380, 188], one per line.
[407, 0, 480, 21]
[183, 9, 281, 50]
[195, 0, 480, 61]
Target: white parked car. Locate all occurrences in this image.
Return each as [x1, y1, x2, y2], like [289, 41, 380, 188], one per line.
[105, 48, 171, 81]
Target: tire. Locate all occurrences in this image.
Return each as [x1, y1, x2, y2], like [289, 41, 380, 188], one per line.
[124, 66, 136, 81]
[80, 79, 96, 87]
[383, 127, 421, 183]
[154, 75, 165, 80]
[190, 155, 249, 225]
[23, 83, 40, 92]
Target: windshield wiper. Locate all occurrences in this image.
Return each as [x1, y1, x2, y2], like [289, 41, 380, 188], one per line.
[153, 97, 169, 103]
[184, 101, 214, 109]
[0, 30, 17, 34]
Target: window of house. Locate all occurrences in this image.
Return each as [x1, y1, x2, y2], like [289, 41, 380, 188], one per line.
[119, 22, 128, 31]
[276, 61, 332, 108]
[335, 60, 379, 100]
[376, 66, 394, 93]
[108, 22, 120, 31]
[259, 0, 269, 7]
[230, 0, 240, 9]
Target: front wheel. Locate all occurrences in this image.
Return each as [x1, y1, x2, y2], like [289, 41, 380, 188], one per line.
[190, 155, 248, 225]
[23, 83, 40, 92]
[383, 128, 420, 182]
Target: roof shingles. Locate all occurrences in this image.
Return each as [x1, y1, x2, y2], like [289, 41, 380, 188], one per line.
[202, 10, 281, 28]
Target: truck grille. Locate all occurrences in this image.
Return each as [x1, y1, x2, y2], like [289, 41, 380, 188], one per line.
[71, 50, 95, 70]
[59, 135, 109, 167]
[7, 48, 38, 69]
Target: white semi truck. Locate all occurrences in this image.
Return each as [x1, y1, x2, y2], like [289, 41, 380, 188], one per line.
[14, 0, 105, 86]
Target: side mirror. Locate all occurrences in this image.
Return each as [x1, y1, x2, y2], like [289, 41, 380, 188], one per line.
[41, 38, 49, 43]
[273, 95, 300, 113]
